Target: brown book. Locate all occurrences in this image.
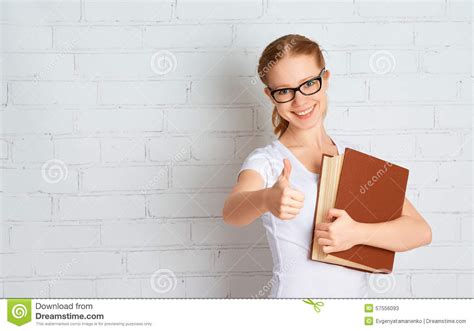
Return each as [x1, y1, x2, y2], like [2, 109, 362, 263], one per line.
[311, 148, 409, 273]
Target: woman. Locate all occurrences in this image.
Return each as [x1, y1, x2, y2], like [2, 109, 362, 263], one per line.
[222, 34, 432, 298]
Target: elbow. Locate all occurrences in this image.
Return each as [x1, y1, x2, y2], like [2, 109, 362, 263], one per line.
[422, 222, 432, 246]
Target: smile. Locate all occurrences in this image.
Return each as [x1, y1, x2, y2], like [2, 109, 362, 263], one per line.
[293, 104, 316, 118]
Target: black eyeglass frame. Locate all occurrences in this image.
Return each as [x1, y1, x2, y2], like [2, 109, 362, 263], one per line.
[268, 67, 327, 103]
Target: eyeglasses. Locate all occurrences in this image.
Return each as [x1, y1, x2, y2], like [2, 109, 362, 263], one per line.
[268, 67, 327, 103]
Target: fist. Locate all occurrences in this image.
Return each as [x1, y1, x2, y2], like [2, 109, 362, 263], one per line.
[265, 158, 305, 220]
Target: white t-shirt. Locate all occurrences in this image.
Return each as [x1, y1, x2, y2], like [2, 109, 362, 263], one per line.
[238, 136, 369, 298]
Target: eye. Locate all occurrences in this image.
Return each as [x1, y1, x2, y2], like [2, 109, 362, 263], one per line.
[305, 79, 316, 87]
[277, 89, 290, 95]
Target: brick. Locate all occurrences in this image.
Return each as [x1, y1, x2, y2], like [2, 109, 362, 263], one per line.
[185, 276, 229, 298]
[101, 222, 190, 247]
[4, 281, 50, 298]
[1, 53, 74, 79]
[235, 135, 274, 160]
[417, 188, 472, 213]
[10, 225, 100, 250]
[167, 108, 253, 132]
[99, 81, 186, 105]
[59, 195, 145, 220]
[422, 49, 470, 74]
[0, 25, 52, 50]
[190, 78, 261, 104]
[191, 135, 234, 160]
[358, 1, 445, 17]
[437, 161, 472, 187]
[233, 24, 325, 48]
[191, 219, 266, 246]
[1, 196, 51, 221]
[143, 25, 232, 48]
[126, 251, 160, 274]
[457, 273, 474, 297]
[50, 280, 95, 298]
[327, 77, 366, 102]
[325, 22, 413, 47]
[370, 134, 416, 159]
[415, 22, 470, 47]
[369, 77, 457, 102]
[396, 160, 438, 188]
[55, 138, 100, 164]
[82, 166, 168, 192]
[416, 133, 463, 158]
[424, 213, 461, 243]
[148, 137, 191, 162]
[267, 1, 355, 19]
[1, 1, 81, 23]
[36, 251, 123, 276]
[460, 216, 473, 242]
[11, 81, 96, 105]
[412, 274, 457, 297]
[0, 168, 78, 193]
[350, 50, 417, 74]
[54, 26, 142, 50]
[141, 276, 185, 298]
[435, 105, 472, 129]
[148, 192, 225, 218]
[102, 138, 146, 163]
[396, 246, 473, 270]
[12, 137, 54, 163]
[177, 1, 263, 20]
[84, 0, 172, 22]
[367, 273, 411, 298]
[172, 164, 239, 189]
[2, 253, 34, 277]
[96, 278, 140, 297]
[0, 110, 73, 134]
[77, 109, 164, 133]
[160, 249, 213, 272]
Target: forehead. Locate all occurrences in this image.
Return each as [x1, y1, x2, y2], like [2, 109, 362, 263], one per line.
[267, 54, 322, 87]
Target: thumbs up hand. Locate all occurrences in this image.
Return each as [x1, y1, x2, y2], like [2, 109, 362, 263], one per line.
[264, 158, 305, 220]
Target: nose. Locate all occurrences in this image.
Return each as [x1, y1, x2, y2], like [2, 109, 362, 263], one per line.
[292, 90, 307, 106]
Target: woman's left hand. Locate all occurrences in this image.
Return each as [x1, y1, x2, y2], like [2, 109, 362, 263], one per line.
[315, 208, 363, 253]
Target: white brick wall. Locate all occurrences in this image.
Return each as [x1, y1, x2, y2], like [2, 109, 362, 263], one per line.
[0, 0, 472, 299]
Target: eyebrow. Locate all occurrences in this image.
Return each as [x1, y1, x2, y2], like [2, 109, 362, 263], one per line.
[272, 75, 317, 90]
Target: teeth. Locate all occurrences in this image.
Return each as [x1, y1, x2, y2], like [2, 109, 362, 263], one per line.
[295, 105, 314, 116]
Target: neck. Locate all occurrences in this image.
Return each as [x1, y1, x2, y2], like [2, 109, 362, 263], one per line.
[280, 120, 332, 150]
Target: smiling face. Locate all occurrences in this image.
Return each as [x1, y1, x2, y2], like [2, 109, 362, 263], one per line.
[264, 54, 330, 132]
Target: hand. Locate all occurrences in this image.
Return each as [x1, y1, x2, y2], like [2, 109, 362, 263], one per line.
[264, 158, 305, 220]
[315, 208, 363, 253]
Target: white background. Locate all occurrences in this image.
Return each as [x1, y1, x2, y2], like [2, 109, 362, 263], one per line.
[0, 0, 472, 298]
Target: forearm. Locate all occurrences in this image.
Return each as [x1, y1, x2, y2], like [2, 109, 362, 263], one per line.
[357, 215, 432, 252]
[222, 188, 270, 227]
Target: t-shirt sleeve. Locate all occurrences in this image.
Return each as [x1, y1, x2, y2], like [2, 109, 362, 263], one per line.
[237, 148, 272, 188]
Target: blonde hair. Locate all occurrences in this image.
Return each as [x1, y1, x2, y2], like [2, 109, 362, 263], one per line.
[257, 34, 327, 138]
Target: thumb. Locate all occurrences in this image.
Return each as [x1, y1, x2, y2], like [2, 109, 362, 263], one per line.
[279, 158, 292, 181]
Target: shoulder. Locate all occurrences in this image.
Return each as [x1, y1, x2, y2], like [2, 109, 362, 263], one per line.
[239, 140, 285, 187]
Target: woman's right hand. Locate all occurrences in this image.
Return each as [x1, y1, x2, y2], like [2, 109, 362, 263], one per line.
[264, 158, 305, 220]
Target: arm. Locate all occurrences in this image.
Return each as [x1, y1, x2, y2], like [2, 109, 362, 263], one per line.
[357, 198, 432, 252]
[222, 169, 269, 227]
[315, 198, 432, 253]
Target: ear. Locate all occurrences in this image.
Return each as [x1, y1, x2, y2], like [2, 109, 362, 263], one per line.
[264, 87, 276, 105]
[322, 69, 330, 90]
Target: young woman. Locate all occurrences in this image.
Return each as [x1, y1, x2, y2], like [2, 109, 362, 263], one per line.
[222, 34, 432, 298]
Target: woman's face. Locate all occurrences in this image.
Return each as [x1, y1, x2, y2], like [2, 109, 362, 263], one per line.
[264, 54, 330, 131]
